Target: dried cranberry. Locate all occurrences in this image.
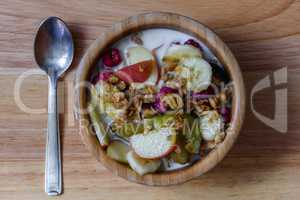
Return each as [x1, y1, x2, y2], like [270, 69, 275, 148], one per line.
[102, 48, 122, 67]
[184, 39, 202, 50]
[159, 86, 178, 96]
[218, 106, 231, 123]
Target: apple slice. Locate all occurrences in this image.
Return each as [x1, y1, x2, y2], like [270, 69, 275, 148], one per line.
[130, 128, 177, 159]
[115, 60, 154, 83]
[127, 46, 154, 65]
[126, 151, 161, 175]
[126, 46, 160, 86]
[106, 141, 130, 164]
[87, 102, 110, 147]
[130, 62, 159, 89]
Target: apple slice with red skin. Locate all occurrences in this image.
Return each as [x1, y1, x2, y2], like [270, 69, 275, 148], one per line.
[130, 128, 177, 159]
[129, 61, 160, 88]
[115, 60, 155, 83]
[125, 46, 160, 86]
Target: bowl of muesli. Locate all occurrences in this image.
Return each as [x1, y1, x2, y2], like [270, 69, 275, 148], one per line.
[75, 12, 245, 185]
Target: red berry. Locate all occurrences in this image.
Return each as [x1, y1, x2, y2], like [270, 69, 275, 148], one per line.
[102, 48, 122, 67]
[184, 39, 202, 50]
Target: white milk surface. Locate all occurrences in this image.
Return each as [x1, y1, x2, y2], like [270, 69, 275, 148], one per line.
[113, 28, 217, 68]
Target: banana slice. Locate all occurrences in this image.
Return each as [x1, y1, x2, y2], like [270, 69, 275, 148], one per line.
[126, 151, 161, 175]
[163, 44, 202, 65]
[126, 46, 154, 65]
[200, 111, 222, 141]
[175, 57, 212, 92]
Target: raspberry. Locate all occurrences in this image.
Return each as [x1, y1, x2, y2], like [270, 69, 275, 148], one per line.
[102, 48, 122, 67]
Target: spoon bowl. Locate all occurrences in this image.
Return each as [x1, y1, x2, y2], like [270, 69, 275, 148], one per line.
[34, 16, 74, 196]
[34, 17, 74, 77]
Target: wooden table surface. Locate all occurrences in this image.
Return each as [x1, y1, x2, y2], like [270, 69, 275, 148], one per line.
[0, 0, 299, 199]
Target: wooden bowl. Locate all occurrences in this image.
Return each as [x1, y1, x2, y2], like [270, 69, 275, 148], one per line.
[75, 12, 245, 185]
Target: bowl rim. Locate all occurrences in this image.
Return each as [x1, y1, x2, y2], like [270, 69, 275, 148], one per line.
[75, 12, 246, 185]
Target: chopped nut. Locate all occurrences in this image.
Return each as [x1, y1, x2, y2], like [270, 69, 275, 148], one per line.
[214, 131, 225, 144]
[143, 108, 157, 118]
[113, 99, 128, 109]
[127, 109, 136, 117]
[124, 95, 143, 121]
[208, 97, 217, 109]
[133, 95, 143, 109]
[193, 100, 210, 116]
[111, 118, 125, 131]
[139, 85, 157, 95]
[161, 72, 175, 81]
[146, 86, 157, 94]
[108, 75, 119, 84]
[161, 93, 183, 110]
[143, 94, 155, 103]
[165, 108, 184, 116]
[125, 85, 135, 98]
[174, 112, 184, 130]
[135, 86, 157, 95]
[219, 91, 226, 103]
[112, 92, 125, 102]
[204, 131, 226, 150]
[165, 80, 181, 89]
[116, 80, 127, 90]
[144, 122, 153, 133]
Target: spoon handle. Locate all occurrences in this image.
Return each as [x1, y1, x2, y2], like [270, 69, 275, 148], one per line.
[45, 76, 62, 196]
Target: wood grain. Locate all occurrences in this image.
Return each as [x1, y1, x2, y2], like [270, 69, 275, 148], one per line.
[0, 0, 299, 199]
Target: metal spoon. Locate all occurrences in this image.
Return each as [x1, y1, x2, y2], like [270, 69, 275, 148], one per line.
[34, 16, 74, 196]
